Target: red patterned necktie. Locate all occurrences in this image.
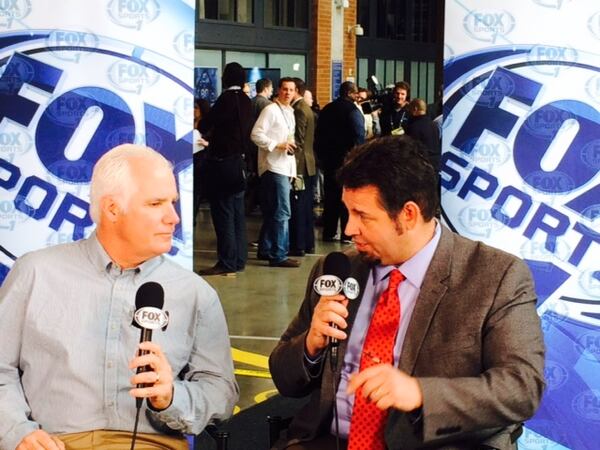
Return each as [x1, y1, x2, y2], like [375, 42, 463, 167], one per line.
[348, 269, 404, 450]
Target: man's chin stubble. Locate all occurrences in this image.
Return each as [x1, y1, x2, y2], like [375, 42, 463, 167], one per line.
[358, 250, 380, 265]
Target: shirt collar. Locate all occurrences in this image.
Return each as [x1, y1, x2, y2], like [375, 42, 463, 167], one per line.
[84, 231, 162, 276]
[84, 231, 112, 273]
[275, 99, 293, 110]
[372, 220, 441, 288]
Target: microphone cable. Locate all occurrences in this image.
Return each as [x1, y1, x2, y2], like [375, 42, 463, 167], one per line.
[329, 345, 341, 450]
[130, 404, 142, 450]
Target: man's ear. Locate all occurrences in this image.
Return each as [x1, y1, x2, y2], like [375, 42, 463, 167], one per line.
[399, 201, 421, 230]
[100, 196, 120, 223]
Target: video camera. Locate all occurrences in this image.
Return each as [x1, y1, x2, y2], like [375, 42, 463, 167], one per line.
[361, 75, 393, 115]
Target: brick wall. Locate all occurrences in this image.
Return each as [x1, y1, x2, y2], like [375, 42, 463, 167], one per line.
[343, 0, 357, 86]
[310, 1, 332, 107]
[309, 1, 357, 106]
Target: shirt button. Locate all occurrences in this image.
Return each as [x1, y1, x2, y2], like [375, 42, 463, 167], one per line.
[107, 361, 113, 368]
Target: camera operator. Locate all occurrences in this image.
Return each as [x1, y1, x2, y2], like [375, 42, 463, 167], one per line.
[356, 88, 379, 139]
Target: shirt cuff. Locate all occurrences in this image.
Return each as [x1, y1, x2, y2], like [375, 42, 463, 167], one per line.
[3, 421, 39, 450]
[407, 406, 424, 436]
[303, 349, 324, 378]
[147, 383, 189, 432]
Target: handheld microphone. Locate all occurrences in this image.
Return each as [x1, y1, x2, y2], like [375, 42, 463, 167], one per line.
[131, 281, 169, 408]
[313, 253, 359, 450]
[313, 252, 360, 349]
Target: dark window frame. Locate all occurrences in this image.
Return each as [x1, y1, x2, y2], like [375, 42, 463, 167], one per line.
[264, 0, 309, 30]
[198, 0, 255, 24]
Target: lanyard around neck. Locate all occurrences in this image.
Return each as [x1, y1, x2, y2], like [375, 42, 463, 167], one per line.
[276, 102, 293, 134]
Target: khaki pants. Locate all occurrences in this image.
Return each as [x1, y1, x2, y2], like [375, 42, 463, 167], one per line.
[57, 430, 189, 450]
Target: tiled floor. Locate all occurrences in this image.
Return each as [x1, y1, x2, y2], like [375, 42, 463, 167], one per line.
[193, 204, 351, 413]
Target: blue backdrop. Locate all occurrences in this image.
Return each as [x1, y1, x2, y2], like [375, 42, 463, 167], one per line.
[443, 2, 600, 449]
[0, 0, 195, 281]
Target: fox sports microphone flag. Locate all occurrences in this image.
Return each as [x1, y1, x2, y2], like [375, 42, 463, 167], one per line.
[444, 2, 600, 449]
[0, 0, 195, 284]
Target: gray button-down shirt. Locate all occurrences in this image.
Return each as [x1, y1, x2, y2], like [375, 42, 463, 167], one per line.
[0, 234, 238, 450]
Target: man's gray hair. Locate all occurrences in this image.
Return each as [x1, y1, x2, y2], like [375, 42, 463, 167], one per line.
[89, 144, 173, 224]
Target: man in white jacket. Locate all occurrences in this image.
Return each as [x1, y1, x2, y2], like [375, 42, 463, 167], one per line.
[251, 77, 301, 268]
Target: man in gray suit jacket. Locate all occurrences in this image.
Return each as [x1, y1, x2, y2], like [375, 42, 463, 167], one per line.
[289, 78, 317, 256]
[269, 136, 545, 450]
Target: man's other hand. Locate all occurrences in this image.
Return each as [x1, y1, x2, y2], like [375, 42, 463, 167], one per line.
[17, 430, 65, 450]
[276, 141, 296, 154]
[347, 364, 423, 412]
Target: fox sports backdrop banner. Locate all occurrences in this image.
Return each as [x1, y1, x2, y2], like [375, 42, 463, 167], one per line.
[0, 0, 195, 283]
[442, 1, 600, 449]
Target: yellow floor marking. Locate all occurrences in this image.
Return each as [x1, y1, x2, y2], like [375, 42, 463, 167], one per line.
[231, 347, 269, 369]
[234, 368, 272, 379]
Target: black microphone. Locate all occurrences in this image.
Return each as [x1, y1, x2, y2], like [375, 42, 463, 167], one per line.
[313, 252, 356, 352]
[131, 281, 169, 408]
[313, 252, 358, 449]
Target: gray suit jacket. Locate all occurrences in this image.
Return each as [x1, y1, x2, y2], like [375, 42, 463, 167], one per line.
[269, 226, 545, 449]
[292, 98, 316, 177]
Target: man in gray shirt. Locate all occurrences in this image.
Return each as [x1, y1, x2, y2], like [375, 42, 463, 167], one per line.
[251, 78, 273, 120]
[0, 144, 238, 449]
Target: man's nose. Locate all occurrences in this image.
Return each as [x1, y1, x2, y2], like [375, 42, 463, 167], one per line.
[164, 203, 180, 225]
[344, 215, 358, 237]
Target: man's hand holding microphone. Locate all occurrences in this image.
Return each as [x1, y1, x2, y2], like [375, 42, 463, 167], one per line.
[304, 252, 358, 366]
[305, 292, 350, 358]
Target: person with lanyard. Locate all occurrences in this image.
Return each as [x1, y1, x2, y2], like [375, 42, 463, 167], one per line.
[251, 77, 301, 268]
[380, 81, 411, 136]
[269, 136, 545, 450]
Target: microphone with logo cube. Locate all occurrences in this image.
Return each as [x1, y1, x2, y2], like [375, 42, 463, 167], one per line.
[131, 281, 169, 408]
[313, 252, 360, 369]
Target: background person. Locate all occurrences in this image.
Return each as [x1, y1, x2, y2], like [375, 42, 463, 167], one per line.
[404, 98, 441, 172]
[193, 97, 211, 226]
[251, 77, 301, 268]
[0, 144, 238, 450]
[269, 136, 544, 450]
[246, 78, 274, 223]
[199, 62, 253, 277]
[314, 81, 365, 243]
[289, 78, 317, 257]
[380, 81, 411, 136]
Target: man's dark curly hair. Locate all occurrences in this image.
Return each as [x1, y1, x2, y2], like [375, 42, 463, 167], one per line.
[337, 136, 439, 221]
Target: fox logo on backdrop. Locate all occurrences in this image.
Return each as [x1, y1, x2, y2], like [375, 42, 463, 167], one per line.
[0, 1, 195, 284]
[444, 1, 600, 449]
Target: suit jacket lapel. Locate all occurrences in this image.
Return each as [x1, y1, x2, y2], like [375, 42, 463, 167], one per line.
[399, 225, 454, 374]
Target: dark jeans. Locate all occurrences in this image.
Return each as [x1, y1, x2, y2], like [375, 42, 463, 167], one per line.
[209, 191, 247, 271]
[289, 175, 316, 252]
[258, 171, 291, 263]
[322, 168, 348, 240]
[193, 151, 207, 225]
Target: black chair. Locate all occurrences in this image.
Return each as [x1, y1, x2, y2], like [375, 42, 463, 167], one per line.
[194, 394, 309, 450]
[193, 422, 229, 450]
[206, 424, 230, 450]
[267, 415, 294, 448]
